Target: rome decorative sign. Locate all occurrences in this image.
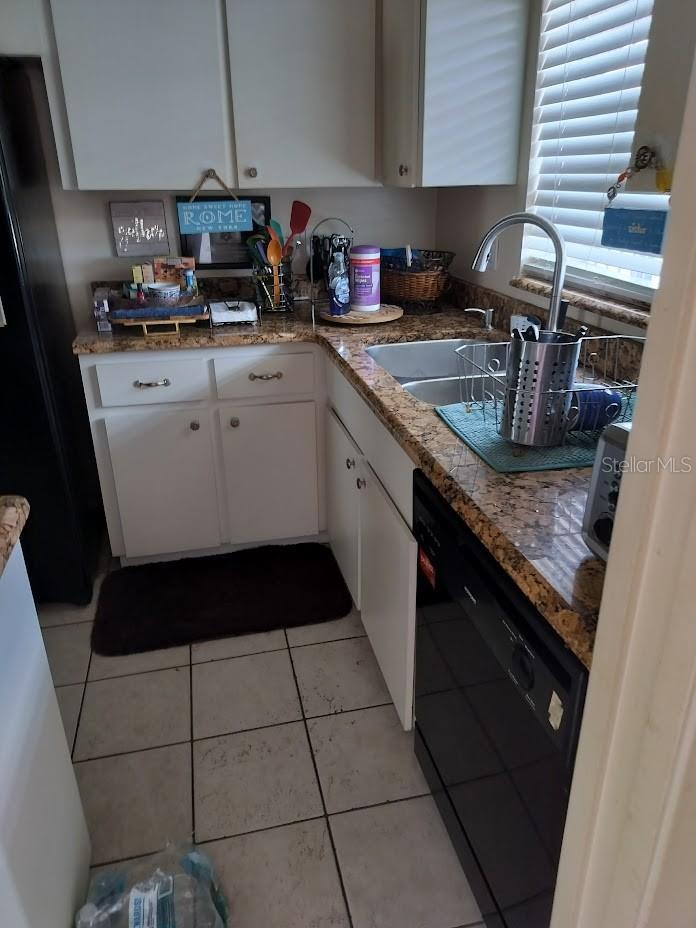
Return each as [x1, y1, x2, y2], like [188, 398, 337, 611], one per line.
[176, 198, 253, 235]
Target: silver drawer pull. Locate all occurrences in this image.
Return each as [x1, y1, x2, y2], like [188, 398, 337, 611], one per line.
[190, 420, 200, 431]
[133, 378, 171, 389]
[248, 371, 283, 381]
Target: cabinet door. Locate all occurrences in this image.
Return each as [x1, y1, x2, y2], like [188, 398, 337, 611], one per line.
[326, 410, 361, 607]
[220, 402, 318, 544]
[382, 0, 422, 186]
[50, 0, 234, 189]
[420, 0, 526, 185]
[360, 461, 417, 730]
[105, 409, 221, 558]
[226, 0, 376, 187]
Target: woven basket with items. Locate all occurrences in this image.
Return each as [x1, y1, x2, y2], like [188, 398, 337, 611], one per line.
[380, 248, 455, 304]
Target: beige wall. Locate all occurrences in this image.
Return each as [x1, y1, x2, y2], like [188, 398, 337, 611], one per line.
[52, 185, 438, 329]
[435, 0, 544, 308]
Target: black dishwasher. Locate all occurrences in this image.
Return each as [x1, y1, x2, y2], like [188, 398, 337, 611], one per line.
[413, 471, 587, 928]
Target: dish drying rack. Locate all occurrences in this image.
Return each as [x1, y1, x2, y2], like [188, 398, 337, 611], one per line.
[454, 334, 645, 448]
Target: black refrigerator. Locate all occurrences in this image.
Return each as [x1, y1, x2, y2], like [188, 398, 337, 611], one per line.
[0, 59, 101, 604]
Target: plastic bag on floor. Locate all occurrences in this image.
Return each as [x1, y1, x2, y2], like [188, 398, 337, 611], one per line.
[74, 845, 229, 928]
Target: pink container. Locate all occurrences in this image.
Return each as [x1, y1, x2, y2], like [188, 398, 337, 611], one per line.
[350, 245, 380, 312]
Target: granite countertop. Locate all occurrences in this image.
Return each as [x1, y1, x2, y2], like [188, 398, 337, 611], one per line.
[0, 496, 30, 579]
[74, 310, 603, 668]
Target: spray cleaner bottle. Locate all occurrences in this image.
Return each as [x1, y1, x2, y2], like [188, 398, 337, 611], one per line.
[328, 251, 350, 316]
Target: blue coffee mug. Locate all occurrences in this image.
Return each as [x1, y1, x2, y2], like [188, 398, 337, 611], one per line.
[570, 386, 623, 431]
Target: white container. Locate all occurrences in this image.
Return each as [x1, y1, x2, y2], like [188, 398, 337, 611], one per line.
[350, 246, 381, 312]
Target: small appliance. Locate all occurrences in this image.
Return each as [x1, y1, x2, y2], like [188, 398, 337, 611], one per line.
[582, 422, 632, 560]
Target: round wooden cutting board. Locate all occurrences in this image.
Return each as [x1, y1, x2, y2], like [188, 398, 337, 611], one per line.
[318, 304, 404, 325]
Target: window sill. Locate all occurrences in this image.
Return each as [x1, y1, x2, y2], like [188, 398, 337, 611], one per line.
[510, 276, 650, 331]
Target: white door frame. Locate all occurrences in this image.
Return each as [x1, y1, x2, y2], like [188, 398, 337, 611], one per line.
[552, 57, 696, 928]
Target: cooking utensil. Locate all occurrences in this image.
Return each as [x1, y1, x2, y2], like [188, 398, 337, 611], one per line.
[283, 200, 311, 257]
[267, 237, 283, 305]
[307, 236, 324, 281]
[255, 241, 268, 265]
[268, 219, 284, 248]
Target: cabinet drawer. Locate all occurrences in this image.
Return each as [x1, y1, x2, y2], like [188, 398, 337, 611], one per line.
[96, 359, 209, 407]
[214, 352, 314, 399]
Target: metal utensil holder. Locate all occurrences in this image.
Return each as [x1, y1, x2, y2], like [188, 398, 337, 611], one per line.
[455, 334, 644, 448]
[308, 216, 354, 323]
[253, 260, 293, 312]
[502, 333, 581, 446]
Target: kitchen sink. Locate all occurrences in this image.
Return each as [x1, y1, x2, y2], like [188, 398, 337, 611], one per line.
[402, 373, 505, 406]
[366, 338, 507, 406]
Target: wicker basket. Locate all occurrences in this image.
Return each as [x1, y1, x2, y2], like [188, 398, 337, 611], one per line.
[381, 268, 449, 303]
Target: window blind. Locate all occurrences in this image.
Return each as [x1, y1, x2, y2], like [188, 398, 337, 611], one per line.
[523, 0, 669, 294]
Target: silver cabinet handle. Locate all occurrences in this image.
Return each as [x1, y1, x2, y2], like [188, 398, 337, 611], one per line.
[398, 163, 409, 176]
[133, 378, 170, 388]
[356, 477, 366, 490]
[189, 420, 200, 431]
[230, 417, 240, 428]
[246, 167, 258, 178]
[346, 458, 356, 469]
[248, 371, 283, 381]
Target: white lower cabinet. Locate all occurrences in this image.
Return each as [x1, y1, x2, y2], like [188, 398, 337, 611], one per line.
[105, 409, 221, 558]
[80, 345, 324, 561]
[359, 460, 418, 730]
[326, 400, 417, 730]
[219, 401, 319, 545]
[326, 410, 362, 607]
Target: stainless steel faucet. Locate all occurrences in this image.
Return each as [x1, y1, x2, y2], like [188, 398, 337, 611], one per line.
[471, 212, 567, 332]
[463, 307, 494, 331]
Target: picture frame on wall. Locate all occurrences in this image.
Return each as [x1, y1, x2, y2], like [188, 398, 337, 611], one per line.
[110, 200, 170, 257]
[176, 194, 271, 269]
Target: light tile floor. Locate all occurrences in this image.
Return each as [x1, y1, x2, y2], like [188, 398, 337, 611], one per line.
[42, 583, 483, 928]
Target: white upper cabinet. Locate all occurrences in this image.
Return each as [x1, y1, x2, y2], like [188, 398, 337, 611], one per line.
[226, 0, 376, 188]
[382, 0, 528, 187]
[50, 0, 235, 189]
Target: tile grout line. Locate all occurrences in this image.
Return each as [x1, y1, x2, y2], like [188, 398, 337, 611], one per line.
[87, 661, 191, 684]
[91, 813, 330, 871]
[41, 616, 95, 630]
[92, 791, 442, 873]
[284, 628, 355, 928]
[70, 701, 397, 765]
[288, 632, 366, 651]
[80, 630, 367, 685]
[73, 738, 193, 766]
[287, 631, 366, 650]
[70, 645, 94, 761]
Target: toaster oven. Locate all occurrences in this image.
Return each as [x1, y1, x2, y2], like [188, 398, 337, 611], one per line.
[582, 422, 632, 560]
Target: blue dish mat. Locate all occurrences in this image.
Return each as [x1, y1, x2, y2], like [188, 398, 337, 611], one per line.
[435, 401, 610, 473]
